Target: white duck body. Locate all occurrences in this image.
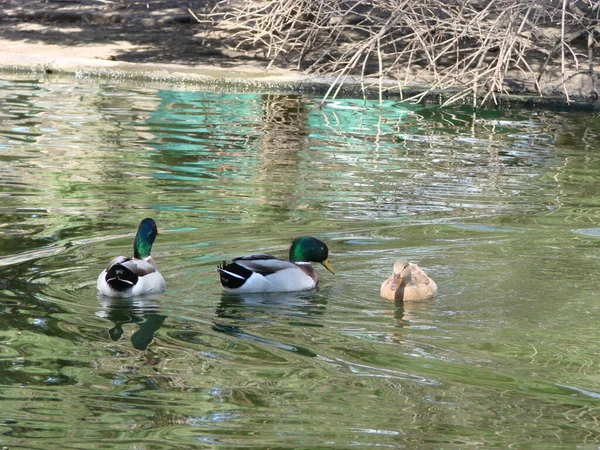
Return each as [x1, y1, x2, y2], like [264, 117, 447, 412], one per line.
[218, 255, 318, 293]
[97, 256, 166, 298]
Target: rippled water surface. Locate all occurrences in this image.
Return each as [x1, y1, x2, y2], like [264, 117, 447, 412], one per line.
[1, 75, 600, 448]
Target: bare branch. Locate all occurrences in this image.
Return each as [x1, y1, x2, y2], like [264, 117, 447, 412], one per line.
[196, 0, 600, 106]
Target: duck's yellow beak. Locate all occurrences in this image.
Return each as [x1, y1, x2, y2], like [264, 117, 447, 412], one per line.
[321, 259, 335, 274]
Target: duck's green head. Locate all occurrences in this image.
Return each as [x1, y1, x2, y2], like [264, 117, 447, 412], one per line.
[133, 218, 159, 259]
[289, 236, 335, 274]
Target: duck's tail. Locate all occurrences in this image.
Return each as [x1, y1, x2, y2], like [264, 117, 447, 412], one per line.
[216, 261, 251, 289]
[105, 263, 139, 292]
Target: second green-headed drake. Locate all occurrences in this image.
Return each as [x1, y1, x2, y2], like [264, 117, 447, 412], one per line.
[217, 236, 334, 293]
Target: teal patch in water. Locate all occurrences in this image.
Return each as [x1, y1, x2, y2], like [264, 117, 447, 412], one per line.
[449, 223, 529, 233]
[572, 228, 600, 239]
[166, 227, 198, 232]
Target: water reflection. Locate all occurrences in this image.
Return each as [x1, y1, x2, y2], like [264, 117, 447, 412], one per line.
[215, 291, 326, 321]
[96, 296, 167, 350]
[393, 299, 435, 329]
[215, 290, 326, 321]
[351, 299, 437, 348]
[253, 95, 310, 212]
[2, 78, 600, 447]
[211, 322, 318, 358]
[212, 291, 324, 357]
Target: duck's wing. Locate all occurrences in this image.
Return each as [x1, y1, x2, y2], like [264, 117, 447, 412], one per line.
[119, 257, 159, 276]
[408, 263, 435, 286]
[407, 263, 437, 298]
[217, 254, 298, 290]
[232, 254, 297, 275]
[233, 253, 276, 261]
[104, 255, 128, 269]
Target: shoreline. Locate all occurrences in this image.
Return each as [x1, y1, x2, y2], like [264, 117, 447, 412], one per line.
[1, 0, 598, 109]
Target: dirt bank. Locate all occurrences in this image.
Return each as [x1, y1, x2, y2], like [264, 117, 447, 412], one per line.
[0, 0, 598, 107]
[0, 0, 316, 85]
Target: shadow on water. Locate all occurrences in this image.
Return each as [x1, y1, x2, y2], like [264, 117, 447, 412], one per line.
[96, 296, 167, 351]
[212, 291, 325, 358]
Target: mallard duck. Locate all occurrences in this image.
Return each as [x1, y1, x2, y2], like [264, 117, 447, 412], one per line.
[97, 218, 165, 298]
[217, 236, 334, 293]
[380, 260, 437, 301]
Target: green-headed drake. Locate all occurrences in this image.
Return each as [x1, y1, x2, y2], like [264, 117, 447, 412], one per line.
[380, 260, 437, 301]
[97, 218, 165, 297]
[217, 236, 334, 293]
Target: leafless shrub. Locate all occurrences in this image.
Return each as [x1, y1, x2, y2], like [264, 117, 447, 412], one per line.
[195, 0, 600, 106]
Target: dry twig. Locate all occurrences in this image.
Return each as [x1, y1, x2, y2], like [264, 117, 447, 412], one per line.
[195, 0, 600, 106]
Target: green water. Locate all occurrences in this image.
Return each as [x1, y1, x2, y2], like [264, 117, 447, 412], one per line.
[1, 75, 600, 448]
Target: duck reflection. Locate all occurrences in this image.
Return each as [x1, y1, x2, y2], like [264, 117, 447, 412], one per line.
[215, 290, 325, 321]
[372, 299, 436, 348]
[393, 298, 435, 328]
[96, 296, 166, 350]
[213, 291, 325, 358]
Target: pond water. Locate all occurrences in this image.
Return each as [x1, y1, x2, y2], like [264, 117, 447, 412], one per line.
[1, 74, 600, 448]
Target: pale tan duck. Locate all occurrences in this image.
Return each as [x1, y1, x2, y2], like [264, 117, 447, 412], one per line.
[380, 261, 437, 301]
